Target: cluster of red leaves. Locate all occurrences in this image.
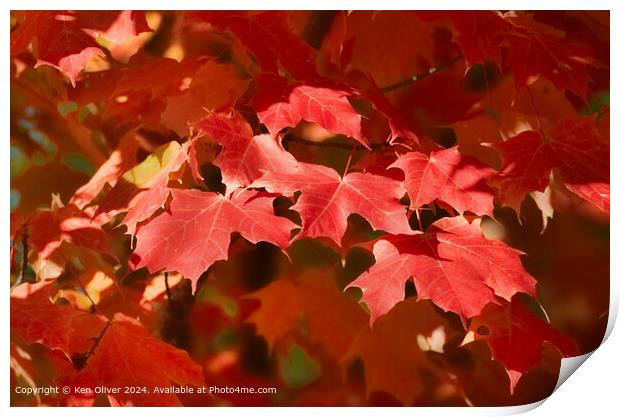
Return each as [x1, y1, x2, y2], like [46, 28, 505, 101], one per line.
[10, 10, 609, 406]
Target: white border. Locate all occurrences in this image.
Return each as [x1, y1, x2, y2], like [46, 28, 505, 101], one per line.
[3, 1, 617, 416]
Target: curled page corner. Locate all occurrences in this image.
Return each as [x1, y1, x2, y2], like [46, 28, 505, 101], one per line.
[551, 282, 618, 396]
[503, 351, 600, 415]
[555, 352, 594, 391]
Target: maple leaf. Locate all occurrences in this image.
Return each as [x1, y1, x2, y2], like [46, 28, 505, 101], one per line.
[10, 281, 108, 356]
[492, 117, 610, 213]
[249, 274, 461, 405]
[9, 10, 610, 407]
[441, 340, 513, 405]
[160, 61, 251, 134]
[70, 55, 201, 126]
[251, 162, 411, 245]
[390, 147, 496, 216]
[341, 11, 436, 87]
[418, 11, 508, 67]
[28, 201, 113, 261]
[188, 11, 315, 77]
[74, 10, 152, 45]
[351, 146, 400, 177]
[11, 282, 204, 406]
[65, 313, 204, 406]
[311, 10, 347, 69]
[253, 76, 369, 148]
[11, 11, 105, 86]
[131, 188, 297, 290]
[467, 298, 579, 392]
[360, 83, 421, 146]
[246, 269, 368, 360]
[345, 297, 457, 405]
[94, 141, 186, 236]
[450, 76, 580, 167]
[503, 14, 599, 99]
[194, 111, 298, 194]
[72, 55, 196, 104]
[70, 131, 140, 209]
[348, 216, 537, 324]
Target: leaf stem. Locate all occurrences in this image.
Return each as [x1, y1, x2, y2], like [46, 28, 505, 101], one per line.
[88, 321, 111, 356]
[414, 208, 422, 231]
[72, 320, 112, 369]
[342, 144, 358, 177]
[65, 260, 99, 313]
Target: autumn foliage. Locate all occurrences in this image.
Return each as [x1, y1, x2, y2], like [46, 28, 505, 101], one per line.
[10, 10, 610, 406]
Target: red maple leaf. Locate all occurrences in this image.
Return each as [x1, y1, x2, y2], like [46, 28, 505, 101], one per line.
[348, 216, 537, 324]
[194, 111, 299, 194]
[360, 83, 422, 146]
[504, 14, 599, 99]
[468, 298, 579, 392]
[492, 117, 609, 213]
[11, 11, 104, 86]
[345, 297, 458, 405]
[70, 133, 141, 210]
[246, 269, 368, 360]
[9, 9, 609, 407]
[10, 281, 108, 356]
[94, 141, 188, 236]
[187, 11, 315, 77]
[390, 147, 496, 216]
[70, 55, 201, 128]
[131, 188, 297, 289]
[252, 162, 412, 245]
[28, 203, 113, 260]
[11, 282, 204, 406]
[253, 76, 369, 148]
[63, 313, 204, 406]
[418, 11, 508, 67]
[74, 10, 152, 45]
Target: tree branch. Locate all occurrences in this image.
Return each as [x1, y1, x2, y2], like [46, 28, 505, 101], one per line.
[380, 53, 465, 93]
[164, 272, 172, 303]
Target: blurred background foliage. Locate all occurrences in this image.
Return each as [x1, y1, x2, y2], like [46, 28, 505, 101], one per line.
[10, 10, 609, 406]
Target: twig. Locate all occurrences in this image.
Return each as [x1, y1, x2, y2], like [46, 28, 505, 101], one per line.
[164, 272, 172, 303]
[380, 54, 465, 93]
